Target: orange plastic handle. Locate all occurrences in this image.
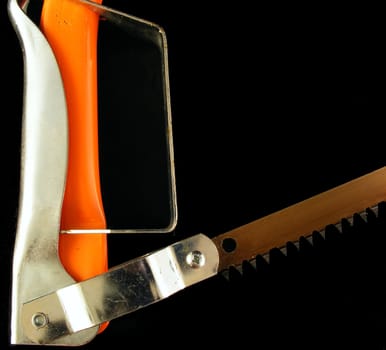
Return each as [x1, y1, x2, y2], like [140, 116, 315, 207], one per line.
[40, 0, 109, 333]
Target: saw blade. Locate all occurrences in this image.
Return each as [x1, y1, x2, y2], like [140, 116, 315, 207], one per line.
[212, 166, 386, 274]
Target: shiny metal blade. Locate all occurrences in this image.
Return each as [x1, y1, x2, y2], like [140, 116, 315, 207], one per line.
[212, 166, 386, 273]
[220, 204, 380, 280]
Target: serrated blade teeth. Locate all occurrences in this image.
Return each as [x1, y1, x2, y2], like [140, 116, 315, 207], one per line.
[222, 203, 381, 281]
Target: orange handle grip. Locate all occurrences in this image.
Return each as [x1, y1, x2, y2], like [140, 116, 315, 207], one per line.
[40, 0, 108, 333]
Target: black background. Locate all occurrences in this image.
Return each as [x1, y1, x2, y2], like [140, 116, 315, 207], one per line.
[1, 1, 385, 349]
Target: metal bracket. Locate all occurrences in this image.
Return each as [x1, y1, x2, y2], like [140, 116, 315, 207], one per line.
[21, 234, 219, 345]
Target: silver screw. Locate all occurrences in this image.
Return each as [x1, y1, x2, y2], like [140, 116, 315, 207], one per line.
[32, 312, 48, 329]
[186, 250, 205, 268]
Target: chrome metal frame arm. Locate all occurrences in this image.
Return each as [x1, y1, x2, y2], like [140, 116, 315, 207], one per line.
[8, 0, 100, 345]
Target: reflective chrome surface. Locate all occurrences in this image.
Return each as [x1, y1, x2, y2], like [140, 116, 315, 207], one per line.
[8, 0, 99, 345]
[21, 234, 219, 344]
